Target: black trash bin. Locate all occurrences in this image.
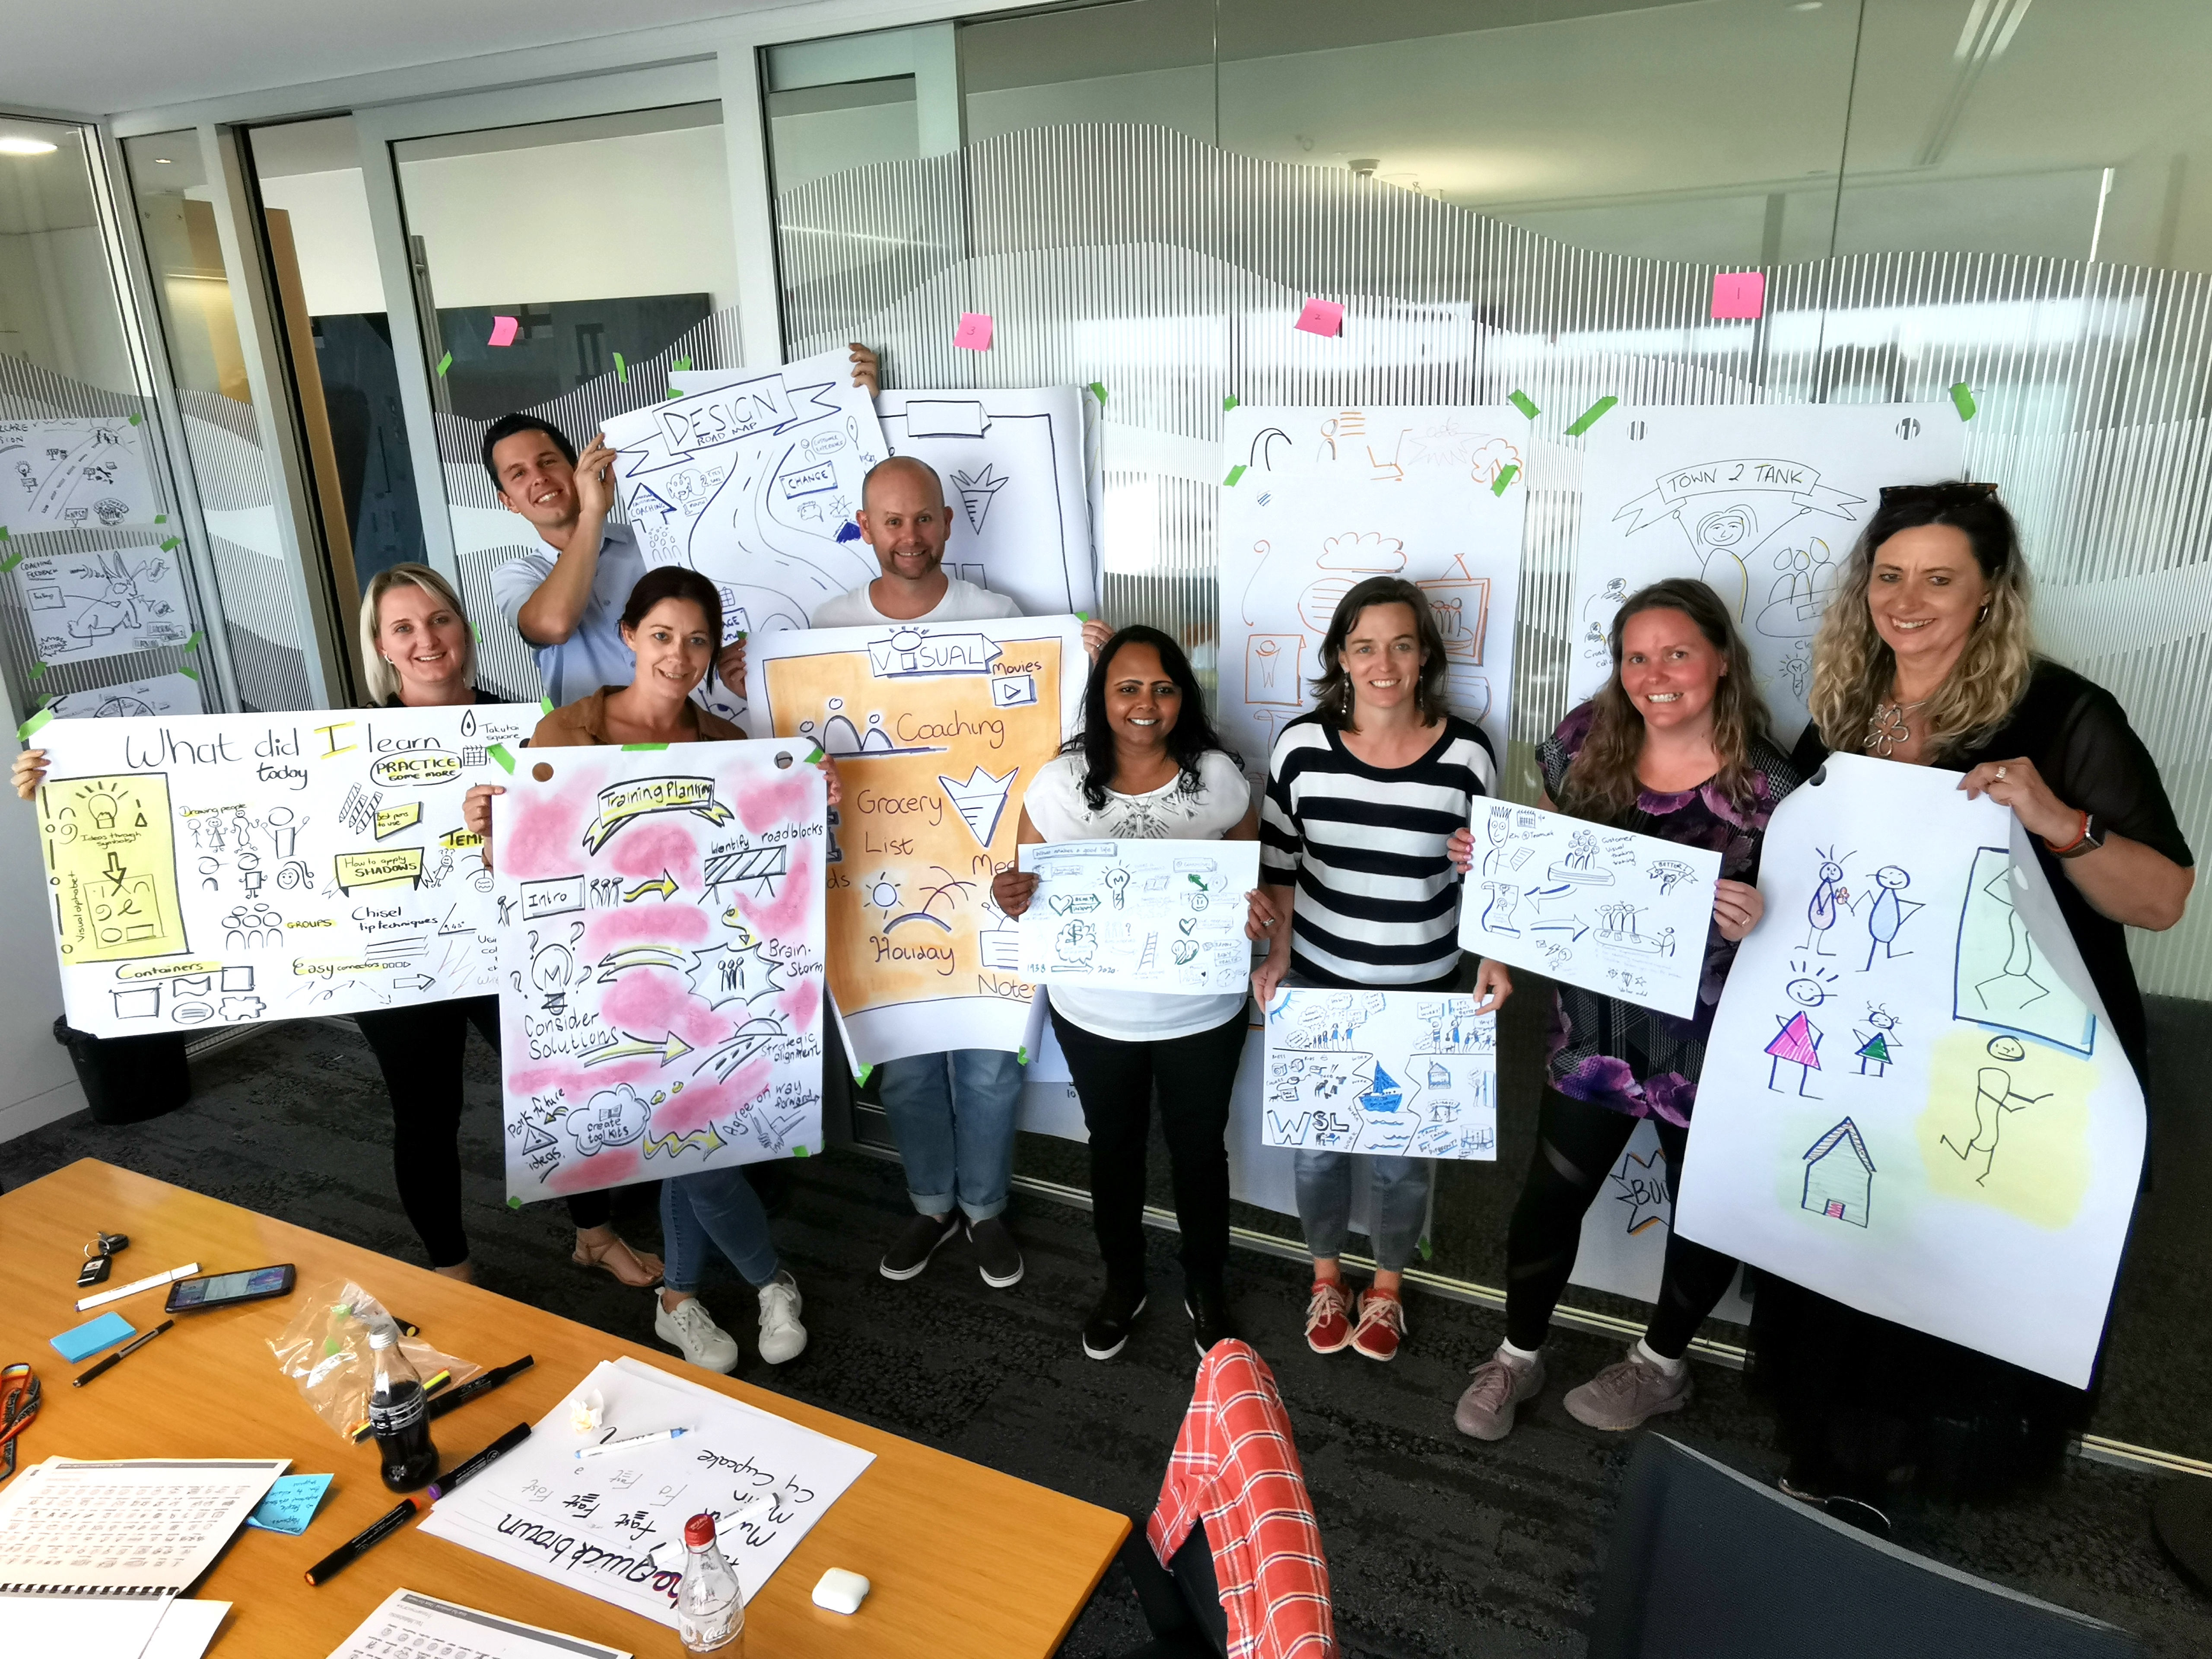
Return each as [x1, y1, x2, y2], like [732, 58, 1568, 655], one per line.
[52, 1015, 191, 1125]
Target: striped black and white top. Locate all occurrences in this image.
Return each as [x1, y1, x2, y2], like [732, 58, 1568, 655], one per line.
[1260, 711, 1495, 988]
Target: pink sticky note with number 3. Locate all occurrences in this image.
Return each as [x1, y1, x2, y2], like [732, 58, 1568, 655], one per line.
[1294, 298, 1344, 337]
[954, 312, 994, 351]
[1710, 272, 1765, 320]
[488, 315, 519, 347]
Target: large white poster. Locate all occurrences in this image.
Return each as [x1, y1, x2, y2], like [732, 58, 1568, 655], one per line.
[46, 672, 203, 720]
[0, 417, 160, 531]
[34, 704, 533, 1037]
[875, 387, 1097, 618]
[493, 741, 828, 1199]
[1569, 405, 1963, 741]
[604, 361, 889, 724]
[1675, 754, 2144, 1386]
[15, 544, 194, 667]
[1016, 839, 1258, 996]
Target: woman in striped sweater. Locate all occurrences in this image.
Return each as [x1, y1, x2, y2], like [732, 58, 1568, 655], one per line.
[1247, 576, 1513, 1362]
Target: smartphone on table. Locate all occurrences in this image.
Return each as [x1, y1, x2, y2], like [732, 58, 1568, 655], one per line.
[166, 1264, 296, 1313]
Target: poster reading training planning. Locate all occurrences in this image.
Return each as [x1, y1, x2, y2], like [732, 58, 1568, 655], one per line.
[1457, 800, 1721, 1018]
[1017, 839, 1259, 996]
[494, 741, 828, 1200]
[1674, 754, 2144, 1387]
[1262, 987, 1499, 1160]
[748, 617, 1086, 1066]
[34, 703, 532, 1038]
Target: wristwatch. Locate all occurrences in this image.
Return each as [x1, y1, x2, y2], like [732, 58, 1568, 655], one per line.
[2049, 811, 2105, 859]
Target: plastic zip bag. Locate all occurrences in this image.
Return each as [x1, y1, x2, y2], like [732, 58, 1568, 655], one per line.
[268, 1279, 482, 1439]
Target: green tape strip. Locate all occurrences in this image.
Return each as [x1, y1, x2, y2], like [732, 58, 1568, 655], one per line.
[1017, 1045, 1029, 1065]
[622, 742, 669, 751]
[1564, 395, 1619, 437]
[1491, 463, 1519, 497]
[0, 552, 20, 575]
[159, 537, 179, 550]
[540, 697, 553, 715]
[1223, 464, 1247, 486]
[1077, 611, 1091, 623]
[855, 1062, 874, 1087]
[472, 623, 481, 642]
[1950, 382, 1977, 421]
[436, 351, 453, 377]
[128, 412, 142, 425]
[1417, 1234, 1433, 1262]
[486, 743, 515, 774]
[0, 525, 10, 540]
[28, 661, 45, 680]
[667, 388, 681, 400]
[805, 746, 824, 764]
[1088, 381, 1106, 404]
[672, 356, 692, 373]
[180, 665, 198, 681]
[508, 1195, 522, 1209]
[182, 630, 201, 654]
[156, 514, 168, 524]
[793, 1144, 809, 1157]
[19, 707, 54, 741]
[1223, 394, 1239, 411]
[1508, 390, 1539, 420]
[613, 352, 627, 381]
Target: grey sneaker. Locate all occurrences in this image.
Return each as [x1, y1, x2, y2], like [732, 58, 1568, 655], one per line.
[1454, 1346, 1546, 1441]
[756, 1270, 807, 1365]
[966, 1215, 1025, 1288]
[1564, 1344, 1693, 1431]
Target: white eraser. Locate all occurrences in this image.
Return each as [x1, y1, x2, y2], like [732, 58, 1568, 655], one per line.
[811, 1568, 870, 1615]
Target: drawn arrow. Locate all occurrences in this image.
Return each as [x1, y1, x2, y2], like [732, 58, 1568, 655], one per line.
[624, 871, 679, 903]
[596, 945, 688, 982]
[643, 1122, 725, 1160]
[393, 973, 435, 991]
[585, 1031, 695, 1067]
[103, 850, 129, 891]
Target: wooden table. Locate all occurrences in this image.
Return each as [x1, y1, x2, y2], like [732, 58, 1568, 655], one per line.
[0, 1160, 1127, 1656]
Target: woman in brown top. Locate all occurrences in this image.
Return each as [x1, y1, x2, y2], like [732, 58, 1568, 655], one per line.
[467, 565, 840, 1375]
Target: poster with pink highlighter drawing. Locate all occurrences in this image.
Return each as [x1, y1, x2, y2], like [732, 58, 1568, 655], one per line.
[494, 741, 828, 1201]
[1457, 800, 1721, 1018]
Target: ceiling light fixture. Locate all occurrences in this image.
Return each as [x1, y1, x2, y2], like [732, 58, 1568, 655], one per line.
[0, 136, 60, 156]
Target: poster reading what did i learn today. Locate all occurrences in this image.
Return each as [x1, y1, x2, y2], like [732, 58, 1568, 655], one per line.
[34, 704, 533, 1038]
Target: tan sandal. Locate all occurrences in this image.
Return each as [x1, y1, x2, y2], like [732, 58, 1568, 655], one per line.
[572, 1232, 664, 1287]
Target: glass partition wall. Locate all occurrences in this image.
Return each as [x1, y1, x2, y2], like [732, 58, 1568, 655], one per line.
[768, 0, 2212, 1460]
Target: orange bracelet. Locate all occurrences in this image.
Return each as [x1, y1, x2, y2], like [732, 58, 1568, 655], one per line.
[2045, 810, 2090, 856]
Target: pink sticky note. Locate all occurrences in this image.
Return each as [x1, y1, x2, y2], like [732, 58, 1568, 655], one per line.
[1710, 272, 1766, 320]
[953, 312, 994, 351]
[1294, 298, 1344, 337]
[488, 315, 520, 347]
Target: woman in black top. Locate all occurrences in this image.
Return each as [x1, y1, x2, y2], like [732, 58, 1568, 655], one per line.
[1764, 484, 2193, 1503]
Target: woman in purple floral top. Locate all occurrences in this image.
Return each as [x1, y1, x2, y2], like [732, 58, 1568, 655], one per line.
[1451, 578, 1802, 1442]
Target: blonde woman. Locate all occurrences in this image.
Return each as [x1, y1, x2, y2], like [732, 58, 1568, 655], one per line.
[352, 564, 662, 1288]
[1761, 483, 2193, 1508]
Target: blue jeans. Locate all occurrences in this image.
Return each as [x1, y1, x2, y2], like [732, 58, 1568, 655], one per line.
[661, 1168, 780, 1294]
[875, 1048, 1023, 1221]
[1294, 1150, 1432, 1274]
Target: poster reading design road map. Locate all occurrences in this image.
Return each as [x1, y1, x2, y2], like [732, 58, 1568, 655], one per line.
[494, 741, 828, 1199]
[749, 617, 1087, 1065]
[0, 416, 160, 532]
[35, 703, 533, 1037]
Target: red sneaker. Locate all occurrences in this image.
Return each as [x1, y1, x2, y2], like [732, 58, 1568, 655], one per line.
[1305, 1280, 1353, 1353]
[1351, 1289, 1406, 1361]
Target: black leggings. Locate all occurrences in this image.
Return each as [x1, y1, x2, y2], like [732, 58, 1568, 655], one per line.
[1504, 1093, 1738, 1359]
[354, 996, 610, 1268]
[1118, 1518, 1227, 1659]
[1049, 1005, 1246, 1297]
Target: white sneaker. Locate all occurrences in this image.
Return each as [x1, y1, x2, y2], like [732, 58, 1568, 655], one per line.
[654, 1290, 738, 1373]
[756, 1270, 808, 1365]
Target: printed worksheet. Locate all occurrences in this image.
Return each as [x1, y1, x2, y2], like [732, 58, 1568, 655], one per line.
[1457, 801, 1721, 1018]
[325, 1590, 630, 1659]
[1017, 839, 1258, 995]
[1260, 987, 1498, 1160]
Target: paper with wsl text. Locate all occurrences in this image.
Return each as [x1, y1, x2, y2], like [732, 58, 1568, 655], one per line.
[420, 1358, 872, 1625]
[1017, 839, 1258, 995]
[1261, 987, 1499, 1160]
[495, 741, 828, 1199]
[1458, 801, 1720, 1018]
[35, 705, 532, 1037]
[749, 616, 1086, 1065]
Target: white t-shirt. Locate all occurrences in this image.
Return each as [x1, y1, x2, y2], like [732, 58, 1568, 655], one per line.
[1023, 748, 1252, 1042]
[810, 574, 1022, 629]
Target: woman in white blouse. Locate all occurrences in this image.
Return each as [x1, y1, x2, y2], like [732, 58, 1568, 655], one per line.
[994, 626, 1259, 1362]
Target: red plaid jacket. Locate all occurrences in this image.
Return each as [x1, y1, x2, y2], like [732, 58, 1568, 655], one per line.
[1147, 1340, 1335, 1659]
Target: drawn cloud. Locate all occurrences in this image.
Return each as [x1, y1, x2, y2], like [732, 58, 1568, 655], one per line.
[1314, 531, 1407, 573]
[568, 1083, 652, 1156]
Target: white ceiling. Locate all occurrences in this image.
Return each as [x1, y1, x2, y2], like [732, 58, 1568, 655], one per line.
[0, 0, 775, 117]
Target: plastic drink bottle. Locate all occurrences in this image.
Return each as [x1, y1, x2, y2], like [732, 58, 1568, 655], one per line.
[367, 1324, 440, 1491]
[677, 1512, 745, 1653]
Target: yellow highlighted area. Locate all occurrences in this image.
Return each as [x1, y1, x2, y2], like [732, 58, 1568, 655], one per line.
[374, 802, 423, 839]
[334, 847, 425, 891]
[39, 772, 187, 964]
[1917, 1028, 2094, 1229]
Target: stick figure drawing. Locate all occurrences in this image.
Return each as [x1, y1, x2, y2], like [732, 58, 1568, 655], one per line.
[1939, 1034, 2053, 1185]
[1862, 865, 1923, 970]
[1853, 1005, 1902, 1077]
[1802, 847, 1852, 955]
[1765, 964, 1835, 1096]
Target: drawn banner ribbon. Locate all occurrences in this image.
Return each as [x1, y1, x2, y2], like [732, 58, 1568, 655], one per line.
[1614, 458, 1865, 534]
[578, 775, 732, 853]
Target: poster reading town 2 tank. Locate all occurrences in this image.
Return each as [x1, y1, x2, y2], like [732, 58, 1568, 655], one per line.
[32, 703, 534, 1037]
[749, 617, 1087, 1065]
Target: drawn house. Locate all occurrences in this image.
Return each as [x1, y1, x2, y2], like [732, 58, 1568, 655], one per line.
[1800, 1117, 1875, 1227]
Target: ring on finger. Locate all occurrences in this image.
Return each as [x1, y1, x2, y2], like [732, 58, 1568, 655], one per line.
[1996, 764, 2008, 781]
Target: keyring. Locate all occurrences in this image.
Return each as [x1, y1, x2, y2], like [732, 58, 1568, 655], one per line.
[0, 1363, 41, 1482]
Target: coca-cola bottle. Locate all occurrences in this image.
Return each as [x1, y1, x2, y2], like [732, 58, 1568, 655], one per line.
[677, 1512, 745, 1653]
[367, 1323, 439, 1491]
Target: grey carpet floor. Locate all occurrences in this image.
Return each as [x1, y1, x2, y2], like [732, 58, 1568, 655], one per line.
[4, 1017, 2209, 1656]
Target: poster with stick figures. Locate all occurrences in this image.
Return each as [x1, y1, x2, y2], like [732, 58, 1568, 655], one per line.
[1676, 754, 2145, 1388]
[1568, 406, 1962, 744]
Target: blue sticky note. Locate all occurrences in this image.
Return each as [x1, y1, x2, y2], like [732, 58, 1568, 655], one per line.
[245, 1473, 334, 1535]
[52, 1311, 134, 1362]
